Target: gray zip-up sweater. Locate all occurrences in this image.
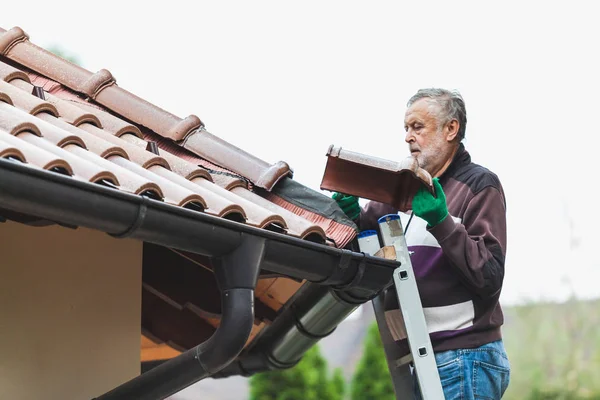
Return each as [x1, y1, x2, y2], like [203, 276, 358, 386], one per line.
[359, 144, 507, 355]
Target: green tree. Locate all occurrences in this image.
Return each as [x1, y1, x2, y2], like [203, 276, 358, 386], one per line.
[351, 321, 395, 400]
[249, 344, 345, 400]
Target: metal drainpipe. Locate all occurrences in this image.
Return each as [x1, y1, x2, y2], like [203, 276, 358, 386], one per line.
[213, 282, 369, 377]
[92, 235, 265, 400]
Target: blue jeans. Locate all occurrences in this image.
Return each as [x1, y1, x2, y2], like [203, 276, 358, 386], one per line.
[413, 340, 511, 399]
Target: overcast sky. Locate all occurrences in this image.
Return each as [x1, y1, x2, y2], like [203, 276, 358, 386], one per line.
[2, 1, 599, 306]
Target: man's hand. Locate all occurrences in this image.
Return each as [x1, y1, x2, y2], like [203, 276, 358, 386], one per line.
[332, 192, 361, 220]
[412, 178, 448, 227]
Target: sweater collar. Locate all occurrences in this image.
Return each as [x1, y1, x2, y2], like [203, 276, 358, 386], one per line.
[439, 143, 470, 181]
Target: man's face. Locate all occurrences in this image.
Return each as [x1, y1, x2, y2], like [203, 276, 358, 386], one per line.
[403, 98, 454, 173]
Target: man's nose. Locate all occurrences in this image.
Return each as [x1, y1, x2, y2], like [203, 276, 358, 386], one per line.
[405, 130, 415, 144]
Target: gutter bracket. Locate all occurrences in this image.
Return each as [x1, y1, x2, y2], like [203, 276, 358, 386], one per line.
[316, 249, 369, 292]
[109, 196, 149, 238]
[332, 253, 367, 291]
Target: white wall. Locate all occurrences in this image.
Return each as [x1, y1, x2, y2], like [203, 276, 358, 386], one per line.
[0, 221, 142, 400]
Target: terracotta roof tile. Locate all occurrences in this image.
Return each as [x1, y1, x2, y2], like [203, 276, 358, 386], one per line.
[0, 92, 167, 196]
[0, 102, 42, 136]
[320, 145, 433, 212]
[65, 149, 163, 198]
[79, 126, 169, 169]
[0, 129, 72, 174]
[190, 177, 285, 230]
[20, 133, 117, 184]
[0, 138, 25, 161]
[24, 71, 143, 138]
[0, 102, 85, 148]
[0, 79, 58, 116]
[149, 167, 246, 220]
[108, 155, 206, 209]
[231, 186, 326, 241]
[10, 79, 103, 128]
[153, 137, 247, 190]
[118, 133, 212, 181]
[0, 59, 30, 83]
[0, 91, 11, 104]
[38, 115, 127, 159]
[182, 130, 292, 191]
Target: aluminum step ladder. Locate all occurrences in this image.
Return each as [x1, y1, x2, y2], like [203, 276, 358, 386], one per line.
[357, 214, 444, 400]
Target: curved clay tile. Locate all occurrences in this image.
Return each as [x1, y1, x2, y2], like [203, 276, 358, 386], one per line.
[108, 156, 207, 210]
[0, 103, 42, 136]
[79, 126, 170, 169]
[0, 80, 59, 116]
[145, 136, 245, 189]
[16, 132, 117, 184]
[62, 97, 143, 138]
[0, 138, 25, 161]
[321, 145, 434, 212]
[35, 115, 128, 159]
[9, 79, 103, 128]
[0, 102, 84, 147]
[0, 26, 28, 55]
[118, 134, 212, 181]
[183, 129, 292, 191]
[0, 130, 72, 174]
[191, 177, 287, 230]
[93, 85, 202, 141]
[231, 186, 327, 242]
[0, 60, 30, 83]
[79, 69, 115, 99]
[63, 145, 163, 199]
[0, 91, 12, 104]
[148, 166, 247, 221]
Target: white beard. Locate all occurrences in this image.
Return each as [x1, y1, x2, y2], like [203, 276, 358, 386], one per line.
[414, 131, 448, 173]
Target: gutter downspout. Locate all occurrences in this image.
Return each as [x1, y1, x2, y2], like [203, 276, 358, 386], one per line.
[94, 235, 265, 400]
[212, 283, 370, 378]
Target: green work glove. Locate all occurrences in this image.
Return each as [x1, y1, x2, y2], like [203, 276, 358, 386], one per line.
[332, 192, 361, 220]
[412, 178, 448, 227]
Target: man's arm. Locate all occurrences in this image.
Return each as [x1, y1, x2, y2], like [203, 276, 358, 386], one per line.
[429, 186, 507, 297]
[359, 201, 399, 231]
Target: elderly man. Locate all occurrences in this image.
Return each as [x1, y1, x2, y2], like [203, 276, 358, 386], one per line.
[334, 88, 510, 399]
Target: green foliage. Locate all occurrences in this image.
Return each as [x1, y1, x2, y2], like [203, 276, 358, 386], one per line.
[503, 298, 600, 400]
[249, 344, 345, 400]
[350, 321, 395, 400]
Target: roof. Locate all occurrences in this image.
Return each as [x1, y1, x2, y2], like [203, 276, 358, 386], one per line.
[0, 26, 360, 363]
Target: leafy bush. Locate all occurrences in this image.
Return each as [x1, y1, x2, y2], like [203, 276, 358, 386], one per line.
[249, 344, 345, 400]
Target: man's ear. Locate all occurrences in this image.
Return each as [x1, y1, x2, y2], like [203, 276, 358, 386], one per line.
[445, 119, 459, 142]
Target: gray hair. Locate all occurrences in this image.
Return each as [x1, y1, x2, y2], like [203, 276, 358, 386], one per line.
[407, 88, 467, 141]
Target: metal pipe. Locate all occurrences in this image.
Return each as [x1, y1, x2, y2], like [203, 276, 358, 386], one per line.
[213, 283, 366, 378]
